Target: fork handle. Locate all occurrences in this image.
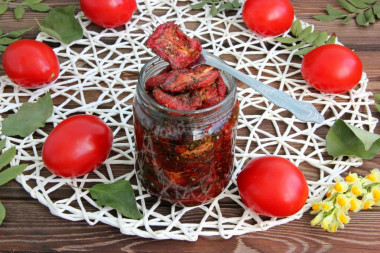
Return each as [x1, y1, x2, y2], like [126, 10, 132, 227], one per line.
[206, 57, 324, 123]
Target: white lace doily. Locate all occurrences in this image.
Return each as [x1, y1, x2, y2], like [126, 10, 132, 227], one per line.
[0, 0, 377, 241]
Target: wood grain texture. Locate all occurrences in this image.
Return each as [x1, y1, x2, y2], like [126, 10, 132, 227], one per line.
[0, 0, 380, 252]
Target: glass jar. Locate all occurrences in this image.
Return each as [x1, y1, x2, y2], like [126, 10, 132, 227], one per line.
[133, 54, 239, 206]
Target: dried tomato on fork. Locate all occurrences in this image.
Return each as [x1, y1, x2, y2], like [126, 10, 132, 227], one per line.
[146, 22, 202, 69]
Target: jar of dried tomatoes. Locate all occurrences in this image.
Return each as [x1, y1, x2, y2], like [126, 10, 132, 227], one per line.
[133, 54, 239, 206]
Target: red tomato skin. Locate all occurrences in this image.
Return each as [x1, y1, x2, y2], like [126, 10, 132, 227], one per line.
[237, 156, 309, 217]
[242, 0, 294, 36]
[2, 39, 59, 88]
[42, 115, 113, 178]
[80, 0, 137, 28]
[301, 44, 363, 94]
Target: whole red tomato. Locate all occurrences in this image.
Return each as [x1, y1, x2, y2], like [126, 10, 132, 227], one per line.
[242, 0, 294, 36]
[2, 39, 59, 88]
[237, 156, 308, 217]
[80, 0, 137, 28]
[301, 44, 363, 94]
[42, 115, 113, 178]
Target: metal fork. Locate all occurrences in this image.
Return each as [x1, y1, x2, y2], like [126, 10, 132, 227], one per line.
[193, 49, 324, 123]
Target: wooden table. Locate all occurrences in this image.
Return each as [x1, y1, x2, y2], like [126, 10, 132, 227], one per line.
[0, 0, 379, 252]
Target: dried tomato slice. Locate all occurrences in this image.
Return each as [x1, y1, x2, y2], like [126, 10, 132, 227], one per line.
[146, 22, 202, 69]
[146, 72, 171, 91]
[160, 65, 219, 93]
[152, 88, 202, 111]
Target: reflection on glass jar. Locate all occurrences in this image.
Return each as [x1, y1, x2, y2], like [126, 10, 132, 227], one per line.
[133, 54, 239, 206]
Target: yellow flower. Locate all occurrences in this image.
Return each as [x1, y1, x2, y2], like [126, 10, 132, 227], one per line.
[345, 173, 359, 183]
[329, 223, 338, 232]
[322, 201, 334, 211]
[350, 182, 365, 196]
[336, 210, 351, 227]
[336, 194, 350, 211]
[362, 193, 375, 210]
[372, 186, 380, 201]
[333, 180, 348, 193]
[349, 197, 362, 212]
[363, 200, 374, 210]
[366, 169, 380, 183]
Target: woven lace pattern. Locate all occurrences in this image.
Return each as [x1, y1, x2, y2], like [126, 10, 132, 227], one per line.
[0, 0, 377, 241]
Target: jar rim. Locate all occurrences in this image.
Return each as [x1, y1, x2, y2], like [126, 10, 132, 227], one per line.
[137, 53, 237, 119]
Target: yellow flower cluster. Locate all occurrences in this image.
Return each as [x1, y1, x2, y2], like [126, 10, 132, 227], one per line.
[310, 168, 380, 232]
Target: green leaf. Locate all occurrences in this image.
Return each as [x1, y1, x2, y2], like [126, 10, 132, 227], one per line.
[7, 27, 32, 38]
[342, 15, 352, 24]
[298, 25, 312, 39]
[338, 0, 359, 12]
[38, 5, 83, 44]
[0, 164, 27, 186]
[0, 4, 8, 15]
[326, 35, 337, 44]
[0, 37, 19, 45]
[232, 0, 241, 8]
[374, 93, 380, 101]
[218, 2, 234, 11]
[313, 14, 345, 22]
[326, 119, 380, 160]
[374, 2, 380, 18]
[347, 0, 368, 8]
[14, 5, 25, 20]
[0, 45, 6, 52]
[0, 139, 5, 151]
[375, 103, 380, 112]
[22, 0, 44, 5]
[190, 1, 206, 10]
[0, 28, 3, 36]
[304, 31, 319, 43]
[365, 8, 376, 23]
[313, 31, 328, 47]
[295, 46, 316, 56]
[210, 3, 217, 16]
[291, 19, 303, 36]
[0, 201, 5, 226]
[0, 147, 16, 171]
[362, 0, 378, 4]
[284, 42, 307, 50]
[88, 180, 143, 220]
[327, 4, 348, 16]
[356, 12, 370, 25]
[28, 4, 50, 12]
[275, 37, 299, 44]
[2, 93, 53, 137]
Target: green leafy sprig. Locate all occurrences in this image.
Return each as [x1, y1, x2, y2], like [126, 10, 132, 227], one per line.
[190, 0, 241, 17]
[314, 0, 380, 26]
[0, 27, 31, 52]
[0, 0, 50, 20]
[275, 19, 337, 56]
[0, 139, 28, 226]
